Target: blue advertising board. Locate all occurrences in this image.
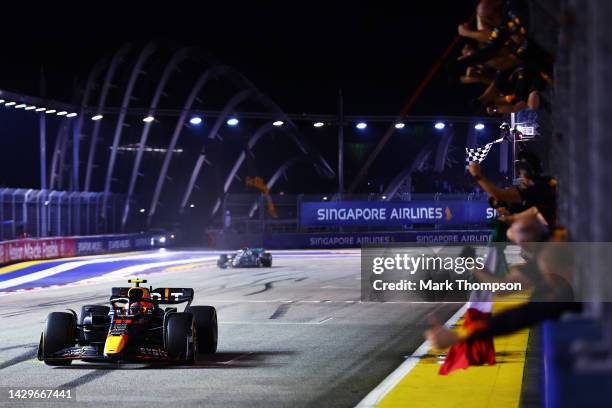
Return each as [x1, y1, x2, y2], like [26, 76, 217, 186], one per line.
[299, 200, 493, 227]
[75, 234, 155, 256]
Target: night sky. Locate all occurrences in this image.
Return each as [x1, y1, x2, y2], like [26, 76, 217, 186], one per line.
[1, 1, 476, 114]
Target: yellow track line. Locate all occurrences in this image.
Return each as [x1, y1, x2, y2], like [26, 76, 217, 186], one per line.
[0, 251, 144, 276]
[164, 262, 212, 272]
[378, 302, 529, 408]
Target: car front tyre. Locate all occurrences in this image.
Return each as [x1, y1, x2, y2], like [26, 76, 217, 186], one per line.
[41, 312, 76, 366]
[165, 313, 197, 364]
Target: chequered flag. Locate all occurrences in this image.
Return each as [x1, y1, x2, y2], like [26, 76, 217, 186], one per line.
[465, 137, 505, 165]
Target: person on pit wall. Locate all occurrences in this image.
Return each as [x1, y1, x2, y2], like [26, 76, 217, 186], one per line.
[426, 242, 580, 350]
[467, 150, 557, 226]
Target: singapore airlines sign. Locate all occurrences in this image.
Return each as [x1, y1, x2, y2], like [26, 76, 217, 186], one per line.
[299, 200, 491, 227]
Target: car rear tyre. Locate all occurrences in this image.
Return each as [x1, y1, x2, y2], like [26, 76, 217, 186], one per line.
[165, 313, 196, 363]
[217, 254, 228, 269]
[186, 306, 218, 354]
[261, 253, 272, 267]
[42, 312, 76, 366]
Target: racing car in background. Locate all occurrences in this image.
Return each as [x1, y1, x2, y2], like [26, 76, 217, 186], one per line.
[217, 248, 272, 268]
[37, 279, 217, 365]
[148, 228, 178, 247]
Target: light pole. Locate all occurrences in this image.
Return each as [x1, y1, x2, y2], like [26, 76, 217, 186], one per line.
[72, 119, 80, 191]
[338, 89, 344, 196]
[39, 68, 47, 190]
[40, 113, 47, 190]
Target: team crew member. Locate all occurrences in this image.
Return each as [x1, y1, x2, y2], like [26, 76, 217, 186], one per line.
[427, 243, 580, 349]
[468, 150, 557, 226]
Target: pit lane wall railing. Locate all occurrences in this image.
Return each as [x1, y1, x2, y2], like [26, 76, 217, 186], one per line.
[0, 233, 159, 265]
[214, 193, 494, 249]
[0, 188, 126, 240]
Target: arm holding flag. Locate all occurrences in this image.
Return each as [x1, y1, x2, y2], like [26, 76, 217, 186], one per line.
[499, 205, 546, 224]
[427, 301, 582, 349]
[468, 163, 521, 202]
[471, 264, 532, 289]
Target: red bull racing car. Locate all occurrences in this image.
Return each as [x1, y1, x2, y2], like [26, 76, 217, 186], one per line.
[37, 279, 217, 365]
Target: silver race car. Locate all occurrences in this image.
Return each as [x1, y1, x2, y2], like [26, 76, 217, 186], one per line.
[217, 248, 272, 268]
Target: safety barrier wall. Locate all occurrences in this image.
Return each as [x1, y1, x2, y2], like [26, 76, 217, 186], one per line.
[263, 229, 492, 249]
[0, 233, 158, 265]
[0, 237, 76, 264]
[218, 229, 492, 249]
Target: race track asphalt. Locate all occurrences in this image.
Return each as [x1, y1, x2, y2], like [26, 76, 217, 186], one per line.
[0, 250, 459, 408]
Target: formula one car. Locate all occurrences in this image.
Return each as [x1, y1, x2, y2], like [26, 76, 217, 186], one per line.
[217, 248, 272, 269]
[37, 279, 217, 365]
[148, 227, 178, 247]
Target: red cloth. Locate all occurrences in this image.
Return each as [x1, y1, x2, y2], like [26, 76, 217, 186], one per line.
[438, 308, 496, 375]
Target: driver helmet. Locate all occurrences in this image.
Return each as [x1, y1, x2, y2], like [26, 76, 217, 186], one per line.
[129, 299, 154, 315]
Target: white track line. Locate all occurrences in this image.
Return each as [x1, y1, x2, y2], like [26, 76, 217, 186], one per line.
[85, 256, 218, 281]
[0, 252, 208, 290]
[0, 252, 174, 289]
[354, 303, 467, 408]
[0, 256, 219, 295]
[219, 321, 331, 325]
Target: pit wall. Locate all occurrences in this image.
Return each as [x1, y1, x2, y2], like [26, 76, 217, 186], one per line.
[0, 233, 158, 265]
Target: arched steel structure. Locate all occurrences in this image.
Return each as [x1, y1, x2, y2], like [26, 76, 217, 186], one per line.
[150, 60, 334, 221]
[224, 122, 277, 193]
[433, 127, 454, 172]
[210, 118, 335, 216]
[84, 44, 132, 192]
[52, 43, 335, 230]
[120, 47, 193, 230]
[56, 79, 86, 191]
[178, 71, 334, 217]
[49, 58, 107, 190]
[177, 88, 256, 215]
[211, 121, 277, 216]
[146, 65, 241, 225]
[50, 121, 70, 190]
[102, 42, 157, 218]
[247, 156, 320, 217]
[384, 127, 455, 199]
[383, 144, 435, 200]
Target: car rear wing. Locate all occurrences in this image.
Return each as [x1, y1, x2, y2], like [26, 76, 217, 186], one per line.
[110, 287, 194, 305]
